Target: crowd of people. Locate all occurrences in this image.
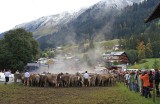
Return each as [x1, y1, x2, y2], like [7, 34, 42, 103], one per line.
[123, 68, 160, 98]
[2, 69, 30, 86]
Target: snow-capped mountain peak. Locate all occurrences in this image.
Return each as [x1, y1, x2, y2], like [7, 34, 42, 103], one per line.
[15, 10, 85, 33]
[14, 0, 144, 40]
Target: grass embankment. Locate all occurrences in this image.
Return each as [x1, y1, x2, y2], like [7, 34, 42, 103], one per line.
[130, 58, 160, 69]
[0, 83, 159, 104]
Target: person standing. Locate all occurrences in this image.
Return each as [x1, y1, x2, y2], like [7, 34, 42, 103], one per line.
[130, 71, 135, 91]
[124, 72, 129, 86]
[137, 71, 143, 95]
[14, 70, 20, 83]
[83, 71, 89, 87]
[24, 70, 30, 86]
[140, 71, 152, 98]
[148, 70, 153, 89]
[134, 71, 139, 92]
[127, 72, 131, 89]
[4, 69, 11, 84]
[154, 68, 160, 97]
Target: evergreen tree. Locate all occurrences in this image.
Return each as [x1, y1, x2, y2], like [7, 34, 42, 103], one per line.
[152, 41, 160, 58]
[145, 42, 153, 58]
[125, 50, 138, 64]
[137, 41, 146, 60]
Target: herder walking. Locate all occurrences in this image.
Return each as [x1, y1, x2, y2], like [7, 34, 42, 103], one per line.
[83, 71, 89, 87]
[4, 69, 11, 84]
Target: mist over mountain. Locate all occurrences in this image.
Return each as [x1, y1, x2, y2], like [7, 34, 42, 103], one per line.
[15, 10, 86, 39]
[3, 0, 158, 50]
[37, 0, 144, 50]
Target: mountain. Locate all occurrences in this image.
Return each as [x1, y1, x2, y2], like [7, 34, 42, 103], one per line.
[15, 10, 85, 39]
[15, 0, 143, 38]
[4, 0, 154, 50]
[36, 0, 145, 50]
[0, 32, 5, 38]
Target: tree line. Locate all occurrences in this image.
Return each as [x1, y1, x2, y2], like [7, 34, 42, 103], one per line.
[119, 23, 160, 64]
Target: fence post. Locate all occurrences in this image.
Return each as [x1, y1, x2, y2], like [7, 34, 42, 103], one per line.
[153, 79, 155, 102]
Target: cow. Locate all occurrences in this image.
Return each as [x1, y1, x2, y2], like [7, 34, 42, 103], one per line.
[98, 74, 110, 86]
[88, 74, 96, 87]
[39, 74, 47, 87]
[109, 73, 117, 86]
[46, 73, 57, 87]
[29, 74, 40, 87]
[60, 73, 70, 87]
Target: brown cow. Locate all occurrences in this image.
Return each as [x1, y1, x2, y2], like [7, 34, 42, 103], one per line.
[29, 74, 40, 86]
[88, 74, 96, 87]
[99, 74, 110, 86]
[39, 74, 47, 87]
[109, 73, 117, 86]
[46, 74, 57, 87]
[14, 73, 24, 83]
[60, 73, 70, 87]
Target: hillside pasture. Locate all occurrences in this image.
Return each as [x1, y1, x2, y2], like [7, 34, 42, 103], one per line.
[130, 58, 160, 69]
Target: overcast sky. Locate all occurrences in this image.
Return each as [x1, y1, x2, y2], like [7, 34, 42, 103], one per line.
[0, 0, 100, 33]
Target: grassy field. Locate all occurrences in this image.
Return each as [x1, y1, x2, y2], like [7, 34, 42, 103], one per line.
[130, 58, 160, 69]
[0, 83, 159, 104]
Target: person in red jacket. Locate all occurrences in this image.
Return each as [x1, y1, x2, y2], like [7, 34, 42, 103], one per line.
[140, 71, 152, 98]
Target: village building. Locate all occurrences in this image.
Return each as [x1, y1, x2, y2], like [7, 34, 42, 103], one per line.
[103, 51, 130, 65]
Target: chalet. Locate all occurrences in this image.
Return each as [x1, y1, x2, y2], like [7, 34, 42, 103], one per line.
[145, 3, 160, 23]
[103, 51, 130, 64]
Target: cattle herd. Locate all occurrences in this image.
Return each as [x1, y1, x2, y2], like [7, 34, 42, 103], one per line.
[14, 71, 119, 87]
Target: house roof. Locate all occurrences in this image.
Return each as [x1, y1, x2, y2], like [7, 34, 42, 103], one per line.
[110, 51, 125, 56]
[145, 3, 160, 23]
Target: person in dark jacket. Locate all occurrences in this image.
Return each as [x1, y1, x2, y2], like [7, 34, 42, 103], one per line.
[149, 70, 153, 88]
[154, 69, 160, 97]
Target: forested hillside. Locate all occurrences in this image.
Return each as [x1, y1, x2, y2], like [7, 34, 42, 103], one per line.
[118, 0, 160, 64]
[1, 0, 158, 50]
[112, 0, 159, 38]
[38, 0, 159, 50]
